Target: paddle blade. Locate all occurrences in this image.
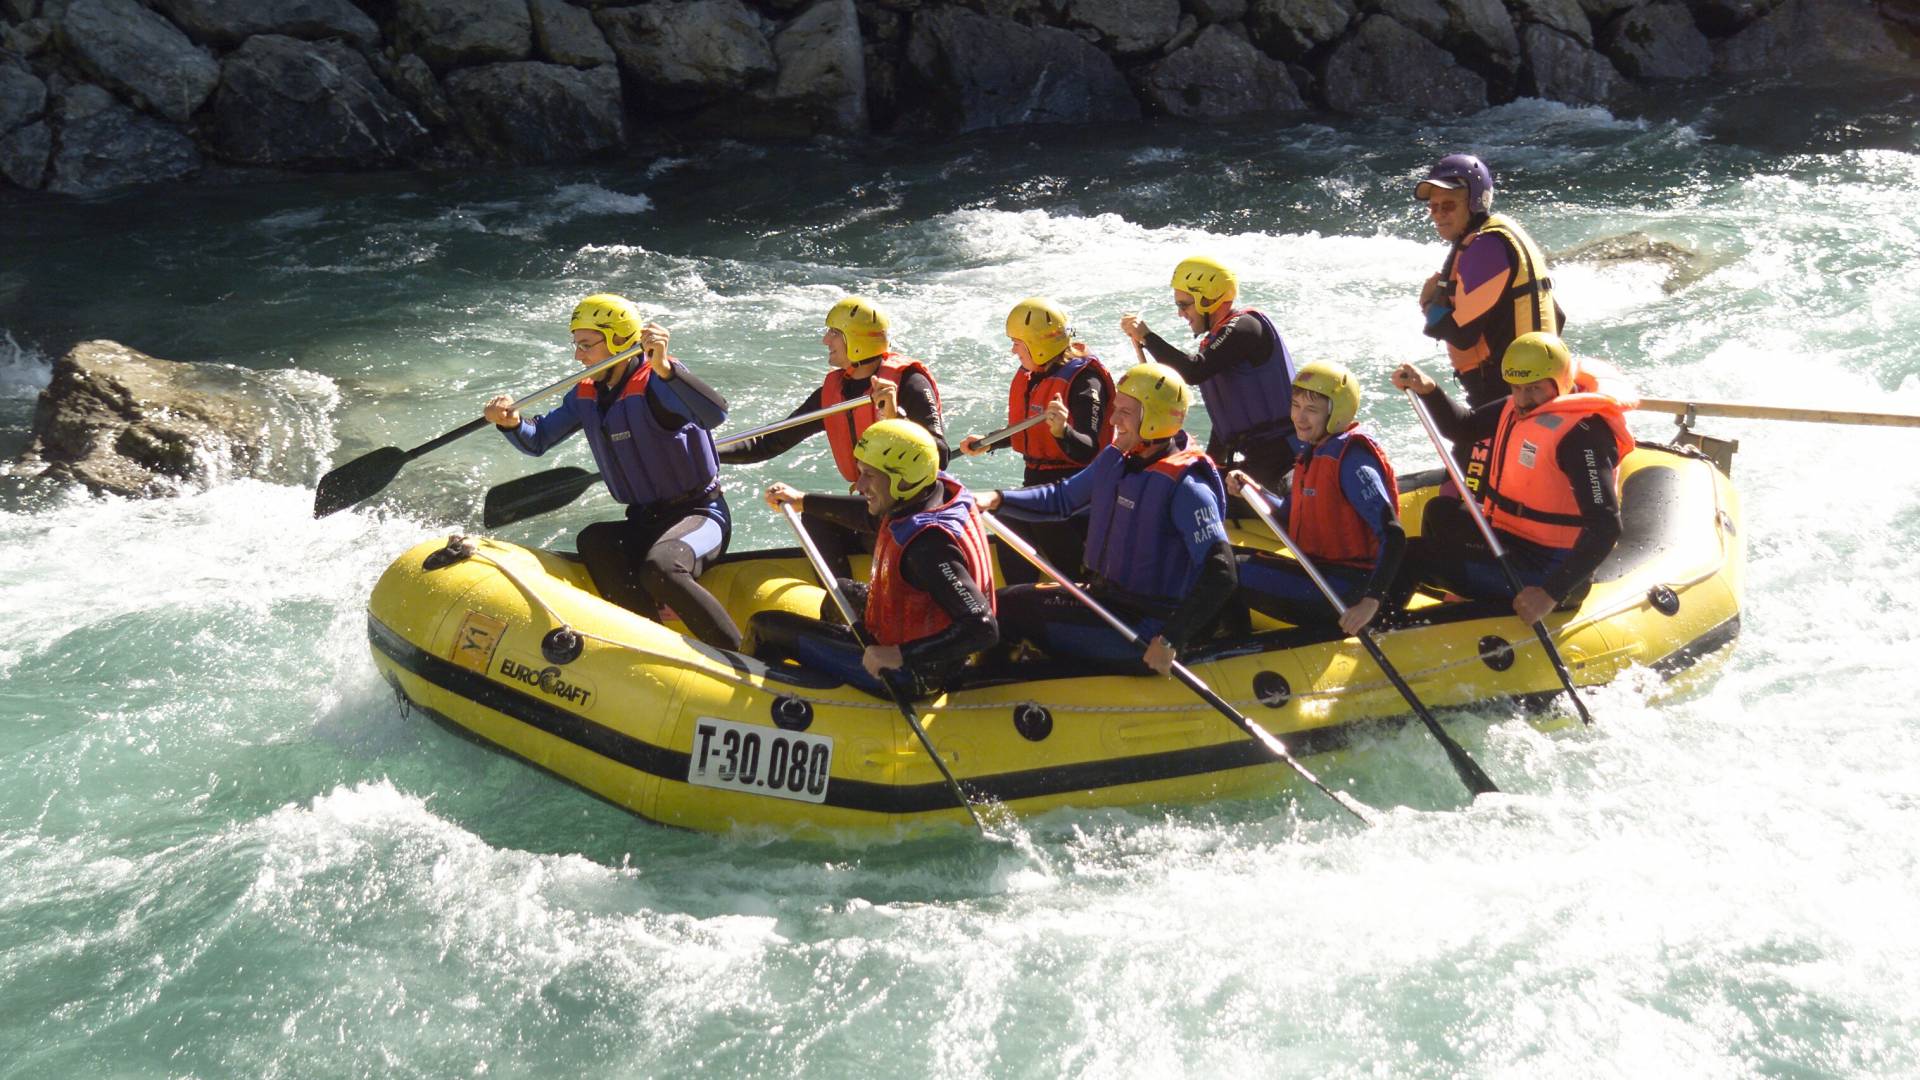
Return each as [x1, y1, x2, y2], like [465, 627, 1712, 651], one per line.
[482, 467, 599, 528]
[312, 447, 408, 517]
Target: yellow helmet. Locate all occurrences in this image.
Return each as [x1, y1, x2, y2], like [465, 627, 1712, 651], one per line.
[1292, 360, 1362, 433]
[1115, 362, 1191, 441]
[570, 293, 642, 352]
[853, 418, 939, 499]
[825, 295, 891, 363]
[1500, 332, 1576, 396]
[1005, 296, 1071, 366]
[1170, 255, 1237, 314]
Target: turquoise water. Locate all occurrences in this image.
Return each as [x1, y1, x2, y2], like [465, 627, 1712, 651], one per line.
[3, 76, 1919, 1077]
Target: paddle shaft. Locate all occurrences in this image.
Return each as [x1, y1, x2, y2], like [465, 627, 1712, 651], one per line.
[1403, 389, 1593, 725]
[970, 411, 1051, 452]
[1638, 397, 1920, 428]
[426, 345, 650, 452]
[715, 396, 867, 449]
[1235, 477, 1498, 796]
[778, 504, 988, 832]
[977, 511, 1373, 826]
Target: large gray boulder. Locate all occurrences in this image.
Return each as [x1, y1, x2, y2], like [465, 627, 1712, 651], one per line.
[46, 83, 200, 194]
[0, 51, 47, 135]
[23, 340, 292, 498]
[1600, 1, 1711, 78]
[1687, 0, 1786, 35]
[444, 61, 622, 162]
[1190, 0, 1249, 24]
[1320, 14, 1487, 115]
[1138, 23, 1303, 118]
[57, 0, 220, 123]
[1715, 0, 1907, 73]
[147, 0, 381, 49]
[397, 0, 533, 72]
[528, 0, 614, 68]
[901, 7, 1140, 132]
[596, 0, 776, 111]
[206, 35, 425, 167]
[0, 121, 50, 189]
[1519, 23, 1623, 104]
[741, 0, 868, 135]
[1511, 0, 1593, 44]
[1248, 0, 1357, 59]
[1440, 0, 1520, 70]
[1579, 0, 1646, 17]
[1366, 0, 1448, 41]
[1064, 0, 1182, 58]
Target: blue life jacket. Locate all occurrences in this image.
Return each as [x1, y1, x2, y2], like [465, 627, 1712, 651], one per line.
[571, 365, 720, 507]
[1081, 435, 1227, 612]
[1195, 307, 1297, 443]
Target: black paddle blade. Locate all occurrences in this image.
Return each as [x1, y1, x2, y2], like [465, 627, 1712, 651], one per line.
[482, 467, 599, 528]
[312, 447, 409, 517]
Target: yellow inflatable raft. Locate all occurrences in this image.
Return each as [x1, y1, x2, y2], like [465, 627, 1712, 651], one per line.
[367, 441, 1741, 835]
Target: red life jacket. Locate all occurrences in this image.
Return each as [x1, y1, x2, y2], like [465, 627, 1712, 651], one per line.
[1481, 359, 1637, 550]
[1006, 351, 1115, 475]
[864, 476, 996, 647]
[1288, 427, 1399, 569]
[819, 354, 941, 483]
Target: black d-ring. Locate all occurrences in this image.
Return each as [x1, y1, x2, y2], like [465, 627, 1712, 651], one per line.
[1013, 702, 1053, 742]
[1478, 635, 1515, 672]
[541, 627, 583, 664]
[772, 695, 814, 731]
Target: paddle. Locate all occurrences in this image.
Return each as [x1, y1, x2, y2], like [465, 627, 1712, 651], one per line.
[1637, 397, 1920, 428]
[960, 409, 1051, 456]
[778, 503, 990, 833]
[977, 510, 1375, 827]
[1403, 389, 1594, 725]
[1232, 474, 1499, 798]
[480, 396, 871, 529]
[312, 343, 645, 517]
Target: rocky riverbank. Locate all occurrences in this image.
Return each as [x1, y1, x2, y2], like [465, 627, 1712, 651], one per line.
[0, 0, 1913, 196]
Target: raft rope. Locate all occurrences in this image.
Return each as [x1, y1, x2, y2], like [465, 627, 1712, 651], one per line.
[463, 510, 1726, 719]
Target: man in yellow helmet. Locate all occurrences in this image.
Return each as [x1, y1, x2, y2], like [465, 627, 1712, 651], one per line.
[958, 296, 1116, 583]
[977, 363, 1236, 675]
[1119, 255, 1299, 492]
[1389, 333, 1636, 624]
[754, 419, 997, 698]
[720, 295, 949, 576]
[483, 293, 742, 649]
[1226, 360, 1405, 634]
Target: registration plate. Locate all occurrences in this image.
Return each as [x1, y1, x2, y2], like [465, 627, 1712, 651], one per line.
[686, 717, 833, 804]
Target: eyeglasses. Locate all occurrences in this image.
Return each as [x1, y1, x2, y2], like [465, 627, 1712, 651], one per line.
[1174, 299, 1195, 312]
[571, 339, 600, 351]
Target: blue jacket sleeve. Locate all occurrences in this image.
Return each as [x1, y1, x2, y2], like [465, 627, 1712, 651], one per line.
[501, 393, 584, 457]
[997, 449, 1106, 521]
[1172, 475, 1230, 563]
[649, 361, 729, 430]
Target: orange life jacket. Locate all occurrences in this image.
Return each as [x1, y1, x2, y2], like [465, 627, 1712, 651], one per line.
[1288, 427, 1399, 569]
[1006, 351, 1115, 475]
[1481, 360, 1637, 550]
[820, 354, 940, 483]
[1445, 213, 1559, 375]
[864, 476, 995, 647]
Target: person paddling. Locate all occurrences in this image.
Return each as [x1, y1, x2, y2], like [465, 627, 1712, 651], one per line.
[1119, 256, 1299, 493]
[1227, 360, 1405, 635]
[752, 420, 997, 699]
[482, 294, 741, 649]
[958, 296, 1115, 584]
[719, 296, 948, 576]
[978, 363, 1236, 675]
[1390, 333, 1635, 624]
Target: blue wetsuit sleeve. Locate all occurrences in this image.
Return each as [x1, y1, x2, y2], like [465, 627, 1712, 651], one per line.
[1159, 477, 1234, 648]
[997, 453, 1100, 521]
[1337, 446, 1408, 598]
[1173, 475, 1230, 562]
[649, 361, 729, 430]
[501, 394, 583, 456]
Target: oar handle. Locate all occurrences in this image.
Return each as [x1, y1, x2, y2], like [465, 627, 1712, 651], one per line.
[972, 412, 1051, 453]
[1233, 476, 1351, 616]
[779, 503, 863, 634]
[1402, 389, 1512, 566]
[504, 342, 647, 414]
[716, 396, 867, 450]
[1638, 397, 1920, 428]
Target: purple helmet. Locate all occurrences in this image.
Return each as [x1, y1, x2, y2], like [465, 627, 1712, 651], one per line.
[1415, 154, 1494, 214]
